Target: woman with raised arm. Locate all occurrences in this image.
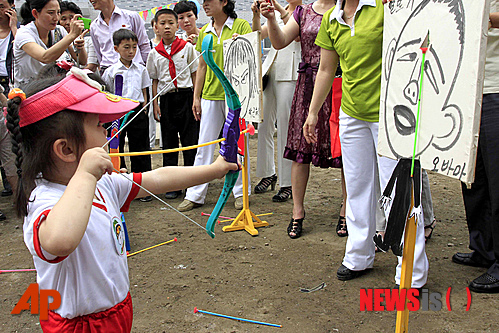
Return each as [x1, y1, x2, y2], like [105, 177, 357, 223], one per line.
[14, 0, 87, 87]
[260, 0, 341, 239]
[251, 0, 301, 204]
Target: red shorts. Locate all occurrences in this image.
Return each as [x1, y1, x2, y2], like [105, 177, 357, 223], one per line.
[40, 292, 133, 333]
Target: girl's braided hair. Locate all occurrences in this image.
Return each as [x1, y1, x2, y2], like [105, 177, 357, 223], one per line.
[7, 67, 110, 217]
[6, 76, 86, 217]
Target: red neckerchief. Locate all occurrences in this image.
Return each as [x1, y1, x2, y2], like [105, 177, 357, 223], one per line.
[155, 37, 188, 88]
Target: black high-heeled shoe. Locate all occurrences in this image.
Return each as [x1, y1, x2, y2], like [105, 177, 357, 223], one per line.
[272, 186, 292, 202]
[287, 214, 305, 239]
[425, 219, 436, 243]
[254, 174, 277, 194]
[336, 215, 348, 237]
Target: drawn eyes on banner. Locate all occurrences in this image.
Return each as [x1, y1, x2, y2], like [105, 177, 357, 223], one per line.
[231, 72, 248, 87]
[397, 52, 417, 62]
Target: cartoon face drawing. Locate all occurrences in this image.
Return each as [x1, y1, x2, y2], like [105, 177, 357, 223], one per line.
[115, 224, 121, 239]
[112, 218, 125, 255]
[384, 0, 464, 159]
[225, 37, 258, 119]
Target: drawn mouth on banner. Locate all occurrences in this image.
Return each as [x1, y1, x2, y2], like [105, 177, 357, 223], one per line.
[393, 104, 416, 136]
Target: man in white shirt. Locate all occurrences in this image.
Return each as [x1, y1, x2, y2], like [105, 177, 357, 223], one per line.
[88, 0, 150, 74]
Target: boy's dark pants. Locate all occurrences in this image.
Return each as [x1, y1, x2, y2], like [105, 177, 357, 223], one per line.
[119, 104, 152, 173]
[159, 88, 199, 167]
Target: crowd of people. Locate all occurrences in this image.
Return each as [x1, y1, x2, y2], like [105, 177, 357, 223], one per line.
[0, 0, 498, 330]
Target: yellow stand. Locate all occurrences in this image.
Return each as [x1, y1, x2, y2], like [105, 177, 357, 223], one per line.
[223, 133, 269, 236]
[395, 181, 417, 333]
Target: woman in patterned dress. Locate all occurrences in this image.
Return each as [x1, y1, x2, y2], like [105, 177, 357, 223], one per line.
[261, 0, 340, 239]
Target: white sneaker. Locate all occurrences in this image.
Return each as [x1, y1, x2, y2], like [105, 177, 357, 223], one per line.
[234, 197, 244, 210]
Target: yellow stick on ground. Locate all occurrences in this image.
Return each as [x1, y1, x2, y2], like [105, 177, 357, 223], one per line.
[395, 181, 417, 333]
[127, 238, 177, 257]
[218, 212, 273, 223]
[109, 128, 253, 157]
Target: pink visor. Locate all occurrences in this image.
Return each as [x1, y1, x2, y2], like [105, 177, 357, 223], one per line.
[19, 69, 139, 128]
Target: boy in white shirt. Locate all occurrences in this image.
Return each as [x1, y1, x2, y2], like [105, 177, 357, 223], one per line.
[146, 9, 198, 199]
[103, 29, 152, 201]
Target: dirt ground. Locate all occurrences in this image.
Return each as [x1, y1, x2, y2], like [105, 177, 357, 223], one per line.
[1, 134, 499, 333]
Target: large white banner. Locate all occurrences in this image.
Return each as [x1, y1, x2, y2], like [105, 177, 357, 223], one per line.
[378, 0, 490, 185]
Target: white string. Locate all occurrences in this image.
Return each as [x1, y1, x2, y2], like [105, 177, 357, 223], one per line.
[104, 48, 215, 236]
[102, 50, 207, 147]
[113, 168, 215, 237]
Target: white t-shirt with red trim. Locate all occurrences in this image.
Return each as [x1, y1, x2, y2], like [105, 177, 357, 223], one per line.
[23, 172, 142, 319]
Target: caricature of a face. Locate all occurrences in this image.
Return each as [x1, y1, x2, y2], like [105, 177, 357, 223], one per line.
[384, 0, 464, 159]
[231, 66, 249, 111]
[225, 37, 257, 118]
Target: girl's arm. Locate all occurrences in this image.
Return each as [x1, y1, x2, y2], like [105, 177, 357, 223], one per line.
[261, 0, 300, 49]
[22, 17, 84, 64]
[303, 48, 339, 144]
[38, 148, 113, 257]
[192, 56, 206, 121]
[137, 156, 238, 197]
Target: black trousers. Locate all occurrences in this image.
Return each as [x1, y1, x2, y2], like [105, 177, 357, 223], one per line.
[159, 89, 199, 167]
[119, 104, 152, 173]
[461, 93, 499, 277]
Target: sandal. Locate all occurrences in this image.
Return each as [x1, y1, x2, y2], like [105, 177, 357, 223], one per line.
[425, 219, 436, 243]
[255, 174, 277, 194]
[336, 215, 348, 237]
[287, 214, 305, 239]
[272, 186, 292, 202]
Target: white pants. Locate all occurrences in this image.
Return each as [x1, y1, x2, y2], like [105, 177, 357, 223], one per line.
[185, 99, 250, 204]
[256, 66, 296, 187]
[339, 110, 428, 288]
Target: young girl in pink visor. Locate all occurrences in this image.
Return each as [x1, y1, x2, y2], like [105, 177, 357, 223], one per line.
[6, 68, 237, 332]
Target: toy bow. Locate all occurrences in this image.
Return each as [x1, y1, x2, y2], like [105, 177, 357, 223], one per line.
[202, 35, 241, 238]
